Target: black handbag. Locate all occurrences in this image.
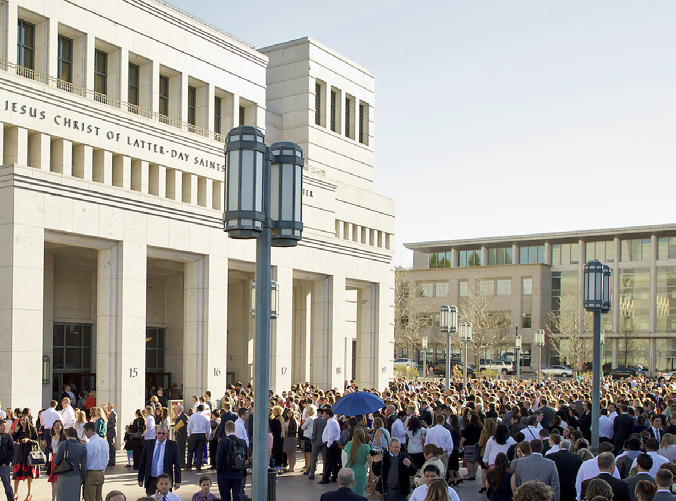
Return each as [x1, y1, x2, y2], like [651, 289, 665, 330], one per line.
[52, 442, 75, 474]
[27, 445, 46, 466]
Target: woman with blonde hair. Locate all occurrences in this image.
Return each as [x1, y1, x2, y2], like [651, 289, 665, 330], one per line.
[74, 409, 87, 441]
[344, 428, 371, 495]
[658, 433, 676, 461]
[415, 444, 446, 487]
[282, 407, 298, 472]
[269, 406, 284, 469]
[478, 418, 498, 494]
[94, 407, 108, 437]
[300, 405, 315, 469]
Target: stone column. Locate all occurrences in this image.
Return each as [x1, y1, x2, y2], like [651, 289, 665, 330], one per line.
[72, 144, 93, 180]
[4, 126, 28, 165]
[578, 240, 585, 335]
[183, 255, 228, 402]
[356, 285, 380, 388]
[311, 275, 346, 390]
[51, 138, 72, 175]
[512, 244, 520, 264]
[481, 247, 488, 266]
[112, 155, 131, 189]
[544, 242, 552, 265]
[28, 132, 50, 170]
[0, 205, 44, 413]
[650, 235, 657, 334]
[292, 284, 311, 384]
[270, 266, 293, 393]
[613, 237, 621, 333]
[131, 159, 149, 193]
[96, 241, 147, 430]
[93, 150, 113, 185]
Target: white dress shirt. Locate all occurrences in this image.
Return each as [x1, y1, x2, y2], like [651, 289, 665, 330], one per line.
[187, 412, 211, 436]
[150, 439, 166, 477]
[322, 417, 340, 447]
[60, 405, 76, 429]
[86, 434, 109, 471]
[144, 415, 156, 440]
[41, 407, 61, 429]
[391, 419, 407, 444]
[410, 484, 461, 501]
[630, 450, 669, 477]
[235, 417, 249, 447]
[523, 425, 540, 441]
[598, 415, 614, 439]
[483, 436, 516, 466]
[0, 409, 6, 420]
[545, 444, 560, 456]
[575, 457, 620, 500]
[425, 425, 454, 455]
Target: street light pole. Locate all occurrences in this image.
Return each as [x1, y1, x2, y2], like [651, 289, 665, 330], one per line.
[440, 305, 457, 390]
[224, 127, 304, 501]
[460, 321, 472, 388]
[515, 327, 522, 381]
[534, 329, 545, 382]
[421, 336, 428, 382]
[584, 260, 612, 454]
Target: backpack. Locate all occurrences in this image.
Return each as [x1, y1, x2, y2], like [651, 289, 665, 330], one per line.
[226, 437, 247, 470]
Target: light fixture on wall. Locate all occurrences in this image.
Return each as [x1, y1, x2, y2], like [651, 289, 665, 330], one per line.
[42, 355, 51, 385]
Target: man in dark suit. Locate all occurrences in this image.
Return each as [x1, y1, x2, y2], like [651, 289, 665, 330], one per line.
[214, 403, 238, 441]
[654, 469, 676, 501]
[614, 405, 636, 455]
[371, 438, 417, 501]
[549, 439, 583, 501]
[581, 452, 631, 501]
[306, 408, 327, 480]
[539, 397, 556, 429]
[624, 453, 654, 501]
[647, 415, 666, 443]
[137, 424, 182, 496]
[319, 468, 368, 501]
[216, 420, 248, 501]
[579, 401, 592, 442]
[106, 403, 117, 466]
[173, 405, 189, 469]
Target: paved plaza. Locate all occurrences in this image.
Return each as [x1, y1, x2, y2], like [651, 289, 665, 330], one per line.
[17, 450, 486, 501]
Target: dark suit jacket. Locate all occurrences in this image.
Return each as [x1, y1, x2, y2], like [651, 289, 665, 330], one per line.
[614, 414, 635, 453]
[106, 410, 117, 439]
[371, 453, 418, 496]
[647, 426, 665, 442]
[654, 492, 676, 501]
[214, 411, 238, 440]
[319, 487, 368, 501]
[624, 472, 654, 501]
[582, 472, 631, 501]
[216, 434, 247, 480]
[137, 439, 182, 487]
[579, 411, 592, 441]
[549, 450, 583, 501]
[312, 417, 327, 447]
[541, 406, 556, 429]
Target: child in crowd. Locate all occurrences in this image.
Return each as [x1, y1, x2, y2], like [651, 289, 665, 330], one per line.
[191, 475, 218, 501]
[123, 425, 133, 467]
[153, 473, 180, 501]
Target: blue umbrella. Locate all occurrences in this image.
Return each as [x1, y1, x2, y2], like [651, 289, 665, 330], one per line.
[332, 391, 385, 417]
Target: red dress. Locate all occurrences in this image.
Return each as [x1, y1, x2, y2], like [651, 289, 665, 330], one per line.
[11, 428, 39, 480]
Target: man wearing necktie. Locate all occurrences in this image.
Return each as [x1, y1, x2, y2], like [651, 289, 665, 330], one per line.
[138, 425, 182, 496]
[650, 415, 664, 444]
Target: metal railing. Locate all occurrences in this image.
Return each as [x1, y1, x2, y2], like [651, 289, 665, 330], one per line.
[1, 60, 325, 176]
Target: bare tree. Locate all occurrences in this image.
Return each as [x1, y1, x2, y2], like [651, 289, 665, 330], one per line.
[546, 289, 593, 373]
[394, 267, 428, 359]
[618, 314, 638, 367]
[458, 277, 512, 365]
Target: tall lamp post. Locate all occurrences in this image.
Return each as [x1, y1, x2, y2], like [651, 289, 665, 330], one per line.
[440, 305, 458, 389]
[583, 260, 611, 453]
[459, 320, 473, 388]
[224, 126, 304, 501]
[421, 336, 428, 381]
[515, 329, 522, 380]
[534, 329, 545, 381]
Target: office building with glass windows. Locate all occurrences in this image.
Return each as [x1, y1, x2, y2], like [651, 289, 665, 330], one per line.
[404, 224, 676, 375]
[0, 0, 395, 428]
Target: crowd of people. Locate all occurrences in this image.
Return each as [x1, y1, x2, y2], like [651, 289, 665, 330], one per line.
[0, 372, 675, 501]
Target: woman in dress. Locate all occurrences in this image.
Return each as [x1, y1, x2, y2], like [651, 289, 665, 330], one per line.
[344, 428, 371, 496]
[300, 406, 315, 470]
[478, 418, 498, 494]
[74, 410, 87, 442]
[483, 424, 517, 469]
[94, 407, 107, 438]
[406, 416, 427, 470]
[461, 412, 483, 482]
[54, 428, 87, 501]
[447, 414, 461, 485]
[130, 409, 145, 470]
[487, 453, 514, 501]
[11, 415, 40, 501]
[282, 408, 298, 472]
[269, 406, 284, 470]
[48, 420, 65, 501]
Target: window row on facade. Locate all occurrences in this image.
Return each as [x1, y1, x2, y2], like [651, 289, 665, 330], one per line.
[427, 237, 676, 269]
[14, 11, 255, 142]
[334, 219, 391, 250]
[314, 79, 370, 146]
[3, 124, 223, 209]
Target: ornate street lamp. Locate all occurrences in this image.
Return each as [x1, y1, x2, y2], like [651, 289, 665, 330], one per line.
[224, 126, 304, 501]
[584, 260, 612, 453]
[534, 329, 545, 381]
[459, 321, 473, 388]
[440, 305, 457, 389]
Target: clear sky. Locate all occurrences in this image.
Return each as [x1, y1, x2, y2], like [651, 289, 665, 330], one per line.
[169, 0, 676, 267]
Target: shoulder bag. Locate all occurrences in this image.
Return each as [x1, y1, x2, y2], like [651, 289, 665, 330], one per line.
[27, 444, 46, 466]
[52, 441, 75, 474]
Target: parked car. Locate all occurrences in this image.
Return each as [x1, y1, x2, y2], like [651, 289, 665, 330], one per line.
[480, 361, 513, 375]
[431, 360, 476, 378]
[394, 358, 418, 370]
[606, 367, 638, 379]
[541, 365, 574, 378]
